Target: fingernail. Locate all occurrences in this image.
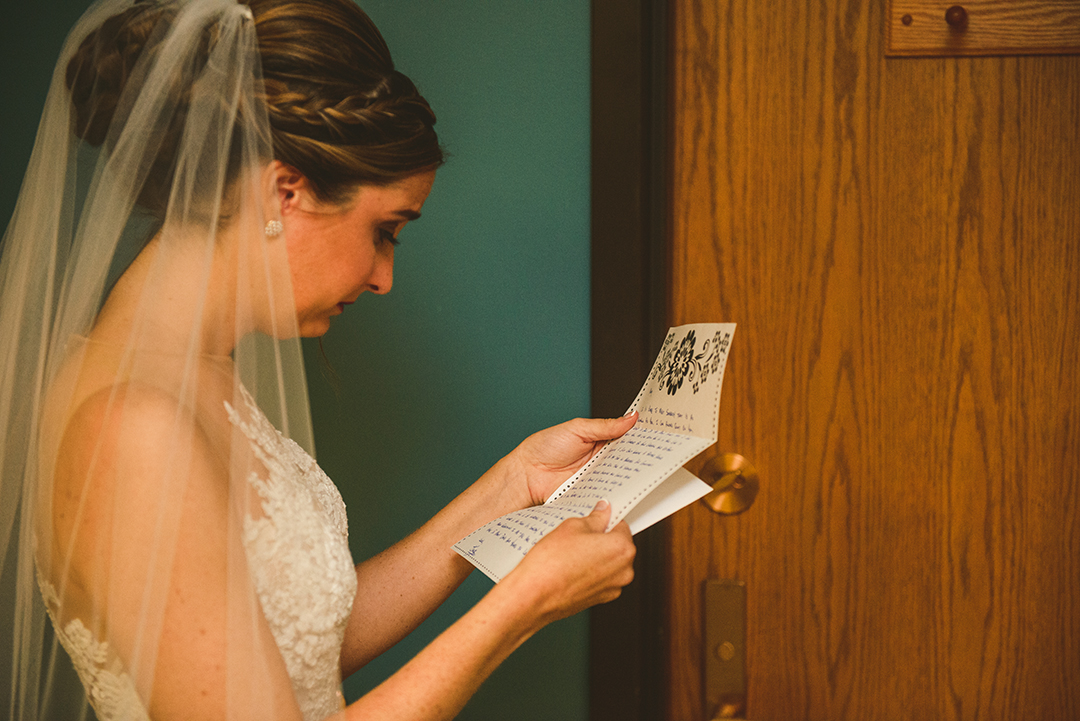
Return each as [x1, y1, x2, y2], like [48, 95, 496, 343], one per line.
[595, 499, 610, 511]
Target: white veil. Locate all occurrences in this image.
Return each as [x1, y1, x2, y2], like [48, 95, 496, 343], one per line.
[0, 0, 314, 717]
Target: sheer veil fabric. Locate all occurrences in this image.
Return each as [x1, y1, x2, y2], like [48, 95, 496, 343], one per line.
[0, 0, 321, 717]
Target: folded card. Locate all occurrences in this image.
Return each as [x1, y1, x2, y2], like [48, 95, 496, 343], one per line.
[454, 323, 736, 582]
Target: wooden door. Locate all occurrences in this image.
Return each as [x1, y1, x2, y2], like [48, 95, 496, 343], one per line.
[666, 1, 1080, 719]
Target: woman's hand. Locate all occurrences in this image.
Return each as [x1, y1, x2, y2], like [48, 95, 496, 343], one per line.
[501, 500, 636, 625]
[504, 413, 639, 508]
[339, 500, 636, 721]
[341, 412, 637, 675]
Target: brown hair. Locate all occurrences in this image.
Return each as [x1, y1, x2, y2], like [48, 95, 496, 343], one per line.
[66, 0, 443, 216]
[250, 0, 443, 202]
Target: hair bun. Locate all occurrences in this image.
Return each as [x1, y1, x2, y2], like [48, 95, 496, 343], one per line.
[66, 3, 169, 147]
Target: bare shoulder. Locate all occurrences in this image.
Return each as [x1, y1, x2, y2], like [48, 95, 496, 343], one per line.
[56, 382, 223, 491]
[44, 385, 296, 716]
[49, 382, 229, 583]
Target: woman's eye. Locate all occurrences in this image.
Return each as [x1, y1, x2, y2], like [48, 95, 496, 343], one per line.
[379, 228, 399, 247]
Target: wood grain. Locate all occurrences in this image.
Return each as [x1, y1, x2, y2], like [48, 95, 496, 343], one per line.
[667, 0, 1080, 718]
[888, 0, 1080, 57]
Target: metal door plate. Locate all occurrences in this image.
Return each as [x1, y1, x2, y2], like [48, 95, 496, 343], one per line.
[704, 579, 747, 719]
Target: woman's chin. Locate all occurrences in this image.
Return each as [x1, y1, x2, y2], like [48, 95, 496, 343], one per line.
[300, 320, 332, 338]
[277, 312, 333, 339]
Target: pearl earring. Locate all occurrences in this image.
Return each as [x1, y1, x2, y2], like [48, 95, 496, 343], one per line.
[264, 219, 283, 238]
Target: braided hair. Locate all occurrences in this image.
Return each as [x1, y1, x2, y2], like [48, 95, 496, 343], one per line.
[251, 0, 443, 203]
[66, 0, 443, 218]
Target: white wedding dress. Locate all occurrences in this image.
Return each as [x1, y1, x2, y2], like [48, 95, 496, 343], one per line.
[38, 386, 358, 721]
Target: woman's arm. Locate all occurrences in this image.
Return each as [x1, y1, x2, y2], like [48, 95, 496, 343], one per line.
[339, 413, 638, 675]
[340, 500, 635, 720]
[56, 386, 633, 720]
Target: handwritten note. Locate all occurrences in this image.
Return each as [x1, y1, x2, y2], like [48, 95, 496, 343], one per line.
[454, 323, 736, 582]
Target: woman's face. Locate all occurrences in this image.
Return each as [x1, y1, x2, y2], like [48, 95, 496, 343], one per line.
[280, 170, 436, 336]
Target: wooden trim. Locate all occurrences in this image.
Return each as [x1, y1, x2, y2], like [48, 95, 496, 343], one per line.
[887, 0, 1080, 56]
[589, 0, 669, 719]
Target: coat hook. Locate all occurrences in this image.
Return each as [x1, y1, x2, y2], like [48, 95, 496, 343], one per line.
[945, 5, 968, 31]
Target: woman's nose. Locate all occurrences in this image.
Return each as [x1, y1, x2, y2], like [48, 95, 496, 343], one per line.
[368, 246, 394, 295]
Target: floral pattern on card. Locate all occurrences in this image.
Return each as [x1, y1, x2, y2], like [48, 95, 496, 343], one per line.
[651, 328, 732, 396]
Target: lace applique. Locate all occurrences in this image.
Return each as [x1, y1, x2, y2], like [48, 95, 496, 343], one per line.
[36, 577, 150, 721]
[225, 386, 357, 721]
[38, 387, 356, 721]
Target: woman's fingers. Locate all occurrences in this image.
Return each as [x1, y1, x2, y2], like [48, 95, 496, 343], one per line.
[566, 412, 638, 445]
[583, 498, 613, 530]
[507, 500, 636, 623]
[509, 413, 639, 507]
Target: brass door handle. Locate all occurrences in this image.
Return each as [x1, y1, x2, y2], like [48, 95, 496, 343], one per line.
[700, 453, 759, 515]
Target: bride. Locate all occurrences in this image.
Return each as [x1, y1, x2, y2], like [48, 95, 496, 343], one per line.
[0, 0, 637, 718]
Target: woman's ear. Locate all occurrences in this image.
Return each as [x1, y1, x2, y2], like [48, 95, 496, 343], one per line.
[267, 160, 308, 214]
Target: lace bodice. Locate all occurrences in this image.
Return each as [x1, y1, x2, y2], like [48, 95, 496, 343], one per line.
[227, 386, 357, 719]
[38, 387, 357, 721]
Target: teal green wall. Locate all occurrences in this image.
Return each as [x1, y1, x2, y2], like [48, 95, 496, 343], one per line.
[1, 2, 592, 719]
[1, 2, 88, 224]
[302, 3, 593, 718]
